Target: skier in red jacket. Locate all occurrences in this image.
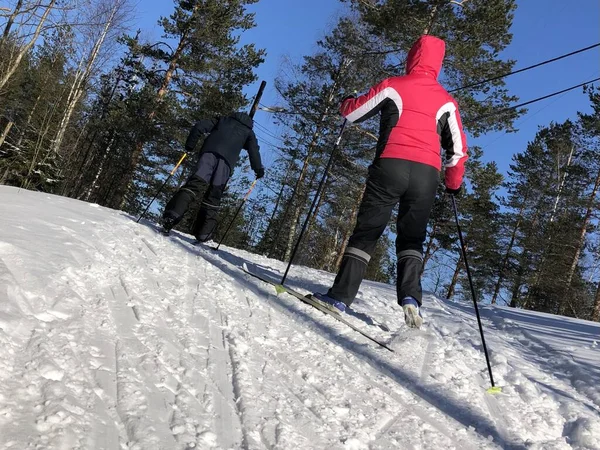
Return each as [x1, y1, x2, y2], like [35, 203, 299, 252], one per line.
[313, 35, 468, 328]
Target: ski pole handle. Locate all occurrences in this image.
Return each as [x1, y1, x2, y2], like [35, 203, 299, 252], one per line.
[170, 152, 188, 175]
[243, 179, 258, 201]
[136, 152, 189, 223]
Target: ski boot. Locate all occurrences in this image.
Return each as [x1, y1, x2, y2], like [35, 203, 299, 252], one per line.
[311, 292, 347, 313]
[160, 216, 177, 236]
[401, 297, 423, 329]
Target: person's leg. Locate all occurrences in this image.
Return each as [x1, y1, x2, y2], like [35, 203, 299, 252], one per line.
[396, 162, 439, 308]
[193, 157, 231, 242]
[163, 153, 218, 229]
[326, 159, 408, 307]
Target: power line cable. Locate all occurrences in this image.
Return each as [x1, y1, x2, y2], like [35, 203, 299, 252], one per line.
[258, 43, 600, 117]
[477, 69, 600, 149]
[472, 77, 600, 122]
[252, 131, 295, 162]
[260, 77, 599, 126]
[253, 132, 286, 151]
[450, 42, 600, 93]
[254, 122, 288, 145]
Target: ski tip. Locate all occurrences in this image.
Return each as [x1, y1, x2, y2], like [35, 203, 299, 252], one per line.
[274, 284, 286, 295]
[486, 386, 503, 395]
[242, 262, 249, 272]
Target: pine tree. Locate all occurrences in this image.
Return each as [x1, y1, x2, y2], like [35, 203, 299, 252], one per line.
[347, 0, 522, 135]
[576, 86, 600, 321]
[497, 121, 594, 315]
[112, 0, 265, 211]
[0, 28, 73, 190]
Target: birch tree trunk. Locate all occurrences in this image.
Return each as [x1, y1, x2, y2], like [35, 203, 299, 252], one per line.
[592, 282, 600, 322]
[84, 133, 115, 201]
[524, 147, 575, 306]
[509, 264, 525, 308]
[564, 167, 600, 287]
[22, 101, 61, 188]
[423, 0, 468, 35]
[0, 121, 14, 147]
[304, 180, 329, 248]
[281, 150, 317, 260]
[335, 185, 366, 269]
[283, 128, 332, 260]
[263, 163, 293, 256]
[422, 2, 440, 35]
[2, 0, 24, 39]
[446, 254, 463, 299]
[51, 1, 120, 156]
[549, 145, 574, 223]
[422, 223, 438, 272]
[491, 203, 526, 304]
[282, 101, 344, 260]
[559, 167, 600, 315]
[0, 0, 57, 91]
[16, 92, 42, 149]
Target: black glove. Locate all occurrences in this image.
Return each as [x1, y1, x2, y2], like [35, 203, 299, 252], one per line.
[255, 167, 265, 179]
[445, 185, 462, 196]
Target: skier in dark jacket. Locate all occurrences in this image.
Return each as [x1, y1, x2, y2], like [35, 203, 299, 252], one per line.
[161, 111, 264, 241]
[313, 35, 468, 328]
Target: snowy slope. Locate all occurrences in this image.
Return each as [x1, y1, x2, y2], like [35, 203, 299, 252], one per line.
[0, 185, 599, 450]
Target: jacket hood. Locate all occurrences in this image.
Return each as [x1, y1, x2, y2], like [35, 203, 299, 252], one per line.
[405, 35, 445, 79]
[232, 111, 253, 129]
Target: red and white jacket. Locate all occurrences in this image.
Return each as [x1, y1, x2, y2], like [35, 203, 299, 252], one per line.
[340, 35, 468, 190]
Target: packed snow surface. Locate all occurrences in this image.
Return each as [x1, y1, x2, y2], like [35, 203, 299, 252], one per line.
[1, 186, 599, 450]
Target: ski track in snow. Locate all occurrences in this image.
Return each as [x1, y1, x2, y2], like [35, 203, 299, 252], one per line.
[1, 186, 599, 450]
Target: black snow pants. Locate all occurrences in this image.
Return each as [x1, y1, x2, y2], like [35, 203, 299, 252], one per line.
[163, 152, 230, 241]
[328, 158, 439, 307]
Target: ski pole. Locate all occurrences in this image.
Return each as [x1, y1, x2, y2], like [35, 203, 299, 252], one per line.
[281, 119, 348, 285]
[213, 179, 258, 251]
[450, 194, 499, 393]
[136, 152, 188, 223]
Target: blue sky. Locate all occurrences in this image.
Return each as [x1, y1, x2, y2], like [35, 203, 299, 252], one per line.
[135, 0, 600, 178]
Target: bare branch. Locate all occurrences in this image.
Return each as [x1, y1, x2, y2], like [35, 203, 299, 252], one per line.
[350, 124, 378, 142]
[0, 0, 57, 91]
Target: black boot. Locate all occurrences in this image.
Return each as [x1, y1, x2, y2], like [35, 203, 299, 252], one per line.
[160, 214, 178, 235]
[161, 185, 199, 235]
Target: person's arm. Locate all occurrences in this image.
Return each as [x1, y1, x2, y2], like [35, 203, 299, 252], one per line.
[244, 130, 263, 176]
[184, 118, 218, 151]
[340, 78, 401, 124]
[438, 100, 468, 192]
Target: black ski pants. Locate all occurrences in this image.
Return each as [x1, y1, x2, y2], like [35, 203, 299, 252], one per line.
[163, 152, 230, 241]
[328, 158, 439, 307]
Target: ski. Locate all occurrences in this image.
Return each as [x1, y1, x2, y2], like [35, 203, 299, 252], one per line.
[241, 264, 394, 352]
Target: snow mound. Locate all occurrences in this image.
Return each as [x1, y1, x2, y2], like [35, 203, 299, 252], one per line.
[1, 186, 599, 449]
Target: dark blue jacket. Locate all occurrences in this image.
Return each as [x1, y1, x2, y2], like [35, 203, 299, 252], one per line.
[185, 112, 262, 172]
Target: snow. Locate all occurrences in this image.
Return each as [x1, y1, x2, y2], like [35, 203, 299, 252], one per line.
[1, 185, 599, 450]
